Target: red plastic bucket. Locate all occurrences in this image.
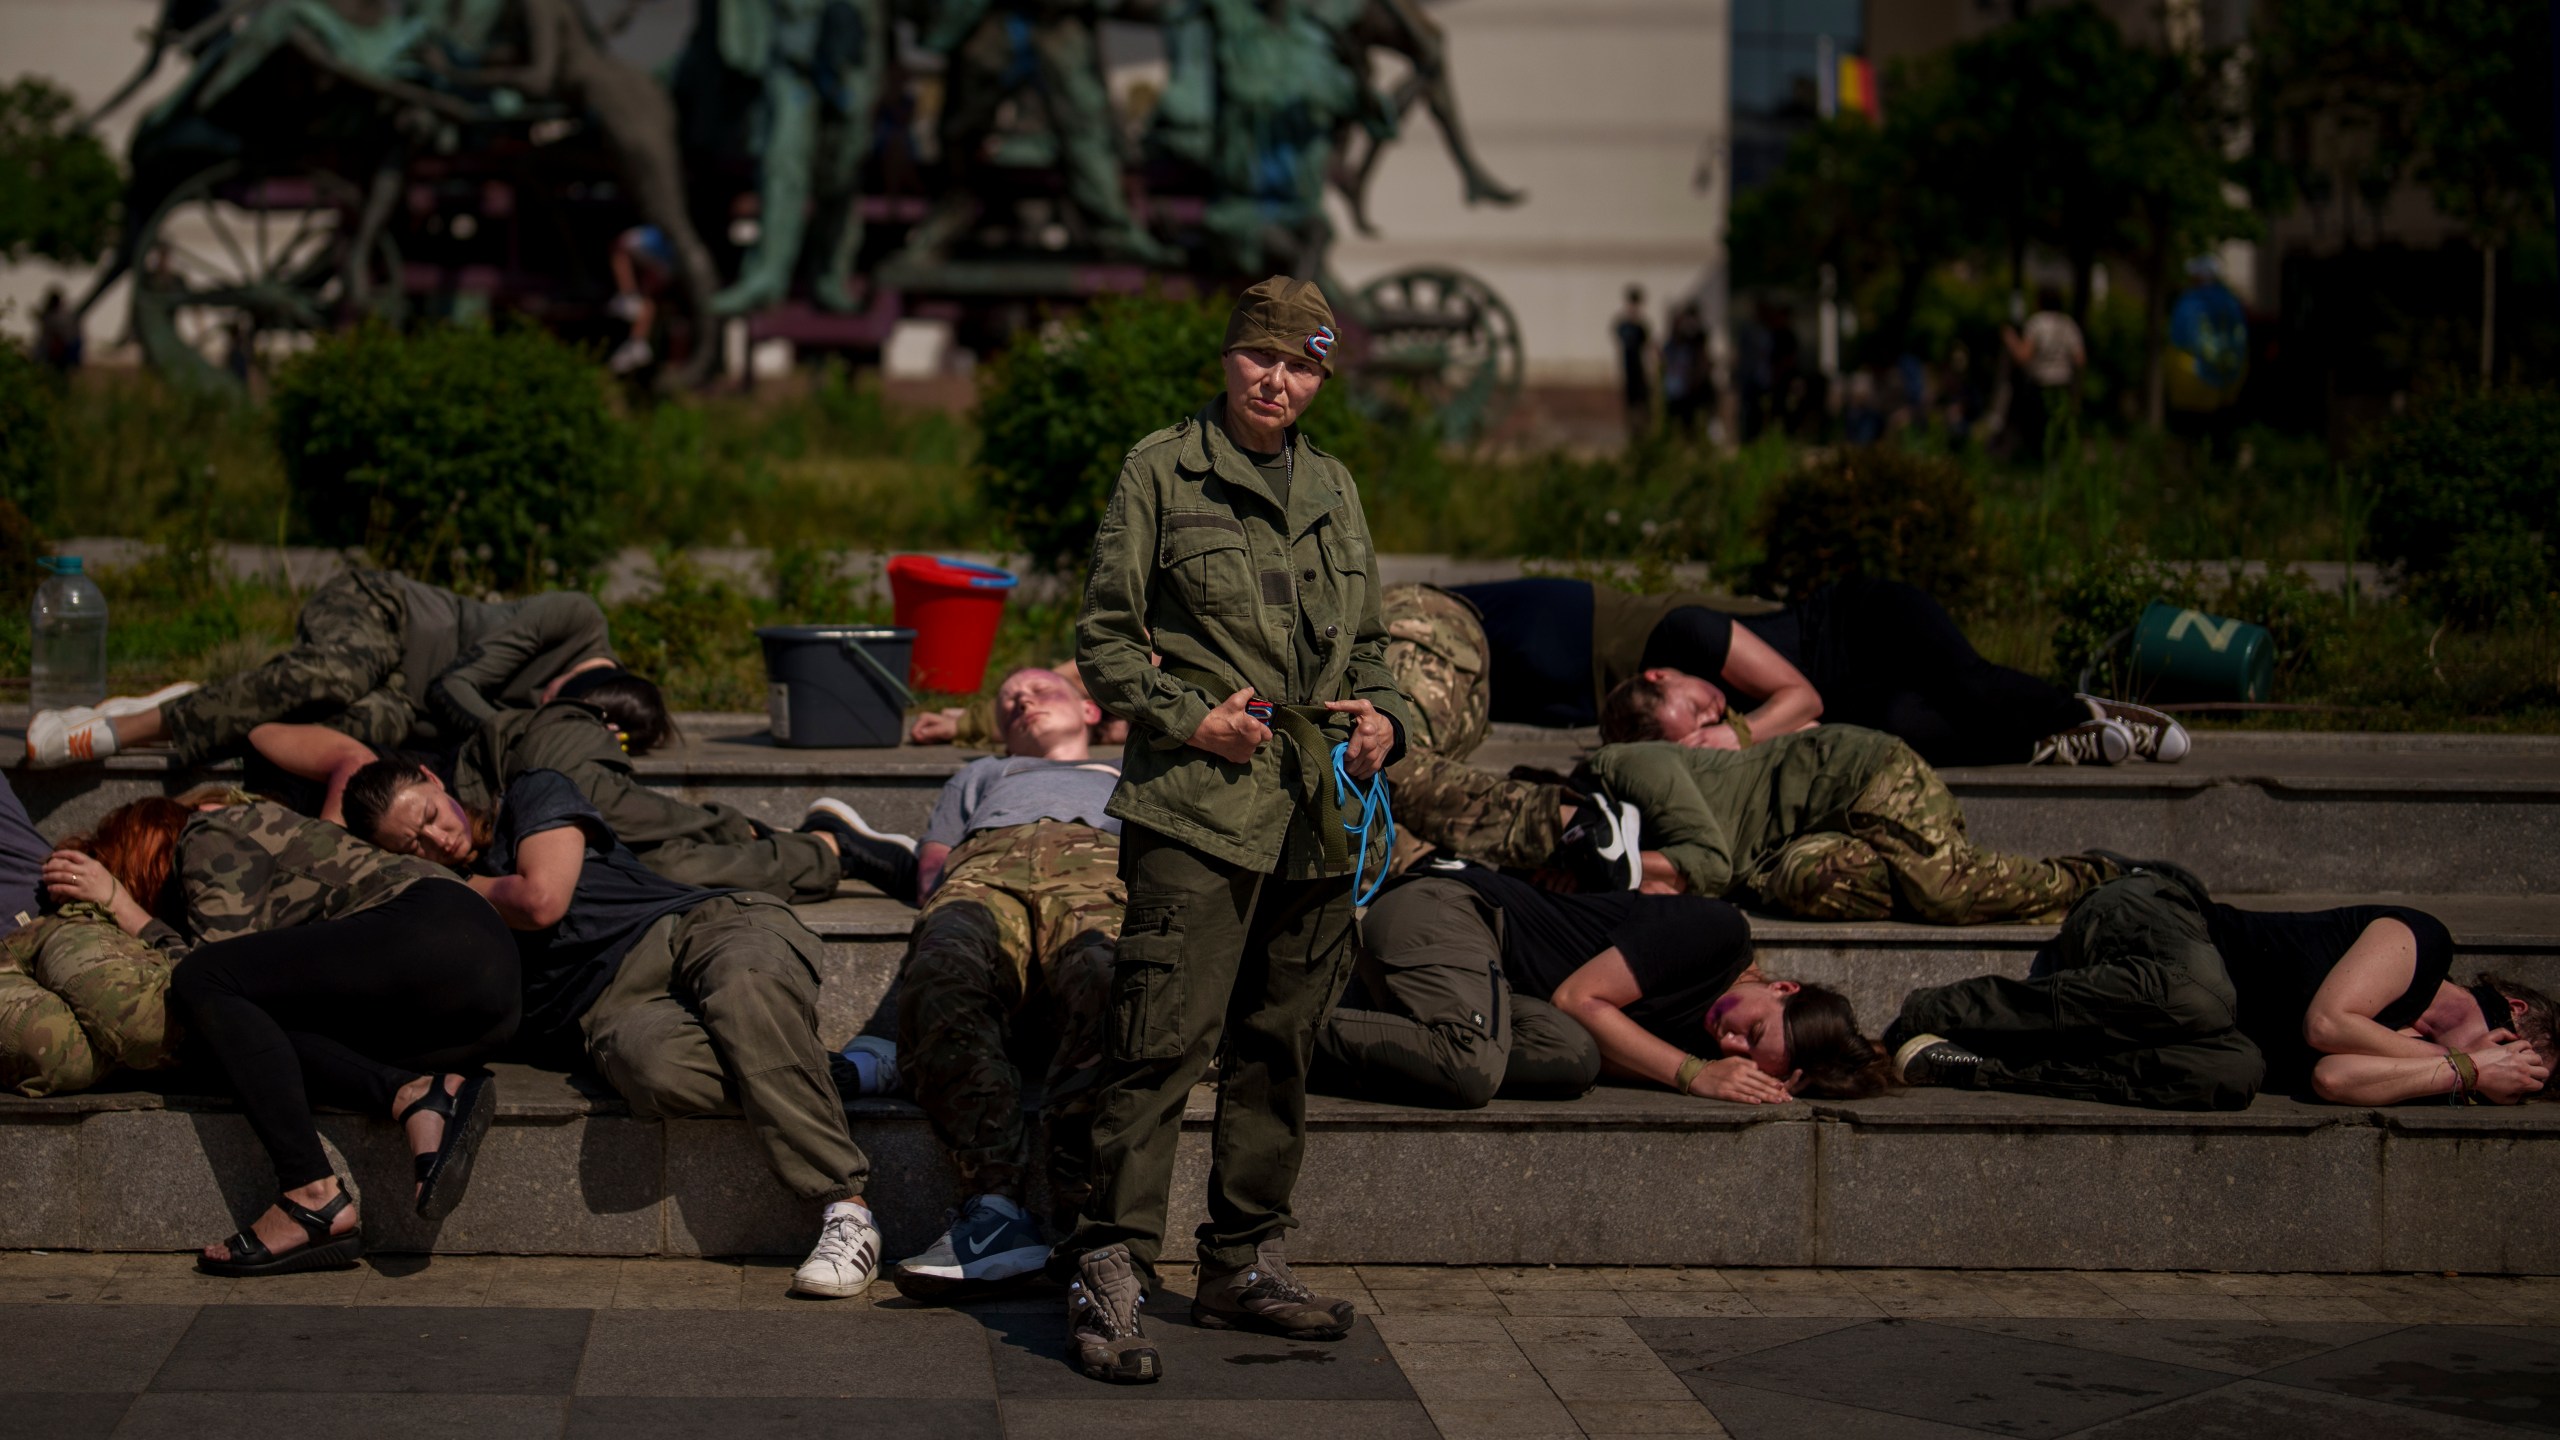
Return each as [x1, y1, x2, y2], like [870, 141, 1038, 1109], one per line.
[887, 554, 1018, 694]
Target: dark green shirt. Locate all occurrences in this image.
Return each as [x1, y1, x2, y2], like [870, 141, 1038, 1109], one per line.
[1583, 727, 1907, 898]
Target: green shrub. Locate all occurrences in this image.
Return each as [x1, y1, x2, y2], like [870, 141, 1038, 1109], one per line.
[974, 289, 1389, 573]
[272, 323, 626, 590]
[0, 332, 56, 521]
[1749, 448, 1985, 608]
[2362, 388, 2560, 625]
[0, 77, 120, 264]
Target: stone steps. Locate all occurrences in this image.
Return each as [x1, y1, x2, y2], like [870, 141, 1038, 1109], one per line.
[5, 1064, 2552, 1274]
[793, 889, 2560, 1051]
[10, 720, 2559, 1273]
[14, 723, 2560, 896]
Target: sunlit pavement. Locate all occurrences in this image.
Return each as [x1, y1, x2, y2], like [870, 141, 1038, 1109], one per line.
[2, 1253, 2553, 1438]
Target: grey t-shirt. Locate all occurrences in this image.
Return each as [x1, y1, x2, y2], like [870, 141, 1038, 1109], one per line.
[923, 756, 1125, 848]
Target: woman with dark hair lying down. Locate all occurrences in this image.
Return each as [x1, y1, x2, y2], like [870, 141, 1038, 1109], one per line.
[1312, 860, 1892, 1109]
[39, 788, 517, 1276]
[1885, 858, 2558, 1109]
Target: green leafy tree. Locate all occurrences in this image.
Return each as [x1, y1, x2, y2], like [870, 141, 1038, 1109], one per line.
[271, 323, 627, 590]
[0, 77, 120, 264]
[2257, 0, 2555, 382]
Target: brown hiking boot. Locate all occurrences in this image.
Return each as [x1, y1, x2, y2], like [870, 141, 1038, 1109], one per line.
[1190, 1239, 1356, 1339]
[1067, 1244, 1161, 1384]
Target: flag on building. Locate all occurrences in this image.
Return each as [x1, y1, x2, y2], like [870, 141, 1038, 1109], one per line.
[1836, 54, 1880, 120]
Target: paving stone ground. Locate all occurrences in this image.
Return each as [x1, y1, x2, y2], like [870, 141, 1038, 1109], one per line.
[2, 1254, 2553, 1438]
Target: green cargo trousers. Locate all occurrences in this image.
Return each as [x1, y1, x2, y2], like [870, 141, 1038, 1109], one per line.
[640, 815, 841, 905]
[1313, 876, 1600, 1109]
[1891, 869, 2266, 1111]
[1062, 822, 1358, 1287]
[582, 894, 870, 1202]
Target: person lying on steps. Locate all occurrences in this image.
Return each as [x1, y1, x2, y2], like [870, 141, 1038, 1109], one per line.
[344, 759, 887, 1300]
[1367, 577, 2183, 882]
[886, 665, 1129, 1302]
[1887, 857, 2556, 1109]
[26, 568, 620, 795]
[1311, 858, 1892, 1109]
[1561, 728, 2123, 923]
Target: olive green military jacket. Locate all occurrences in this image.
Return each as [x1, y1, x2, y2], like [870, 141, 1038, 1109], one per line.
[1076, 398, 1415, 876]
[454, 700, 754, 853]
[138, 801, 460, 960]
[1582, 727, 1906, 899]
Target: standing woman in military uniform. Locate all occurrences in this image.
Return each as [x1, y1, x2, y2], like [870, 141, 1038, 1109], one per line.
[1059, 277, 1414, 1384]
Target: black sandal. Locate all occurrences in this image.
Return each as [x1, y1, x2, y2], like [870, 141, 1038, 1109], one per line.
[405, 1071, 497, 1221]
[196, 1184, 363, 1277]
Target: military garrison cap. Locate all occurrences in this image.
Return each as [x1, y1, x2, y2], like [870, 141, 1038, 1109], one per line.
[1224, 275, 1338, 377]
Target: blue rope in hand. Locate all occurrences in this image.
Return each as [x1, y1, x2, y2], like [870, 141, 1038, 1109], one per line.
[1331, 741, 1395, 907]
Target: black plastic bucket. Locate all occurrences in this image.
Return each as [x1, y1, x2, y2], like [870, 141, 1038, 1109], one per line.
[756, 625, 916, 748]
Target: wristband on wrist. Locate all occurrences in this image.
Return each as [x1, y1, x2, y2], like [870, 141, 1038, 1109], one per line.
[1726, 711, 1753, 748]
[1673, 1054, 1710, 1094]
[2448, 1050, 2480, 1102]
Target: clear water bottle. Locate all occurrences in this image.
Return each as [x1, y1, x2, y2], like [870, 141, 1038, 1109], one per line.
[30, 556, 109, 713]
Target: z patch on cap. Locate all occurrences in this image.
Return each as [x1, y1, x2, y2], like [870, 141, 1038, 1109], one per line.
[1306, 325, 1336, 362]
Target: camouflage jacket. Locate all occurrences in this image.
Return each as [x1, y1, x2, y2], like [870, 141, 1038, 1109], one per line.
[1074, 397, 1412, 875]
[140, 801, 460, 960]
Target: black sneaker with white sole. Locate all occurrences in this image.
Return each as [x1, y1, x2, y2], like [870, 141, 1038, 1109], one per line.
[1891, 1033, 1987, 1088]
[800, 800, 920, 902]
[1548, 789, 1642, 891]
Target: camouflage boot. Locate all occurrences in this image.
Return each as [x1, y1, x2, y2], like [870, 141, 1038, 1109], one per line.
[1068, 1244, 1161, 1384]
[1191, 1238, 1355, 1340]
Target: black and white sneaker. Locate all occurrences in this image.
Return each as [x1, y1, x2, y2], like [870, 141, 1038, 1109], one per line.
[1549, 789, 1642, 891]
[2031, 718, 2133, 767]
[801, 799, 920, 902]
[893, 1193, 1051, 1302]
[2078, 694, 2191, 763]
[1891, 1033, 1986, 1088]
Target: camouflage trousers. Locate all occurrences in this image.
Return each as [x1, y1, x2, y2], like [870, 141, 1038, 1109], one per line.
[163, 570, 414, 766]
[1748, 748, 2120, 924]
[1379, 583, 1569, 872]
[0, 905, 182, 1098]
[898, 820, 1122, 1217]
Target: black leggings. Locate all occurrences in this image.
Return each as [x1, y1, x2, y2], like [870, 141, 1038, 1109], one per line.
[1809, 579, 2093, 767]
[172, 881, 520, 1192]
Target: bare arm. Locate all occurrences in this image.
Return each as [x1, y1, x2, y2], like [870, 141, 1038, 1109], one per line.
[1720, 626, 1821, 742]
[2301, 918, 2445, 1061]
[39, 851, 159, 936]
[2001, 325, 2034, 366]
[915, 841, 953, 901]
[2314, 1037, 2548, 1106]
[246, 723, 378, 824]
[474, 824, 585, 930]
[1549, 948, 1791, 1103]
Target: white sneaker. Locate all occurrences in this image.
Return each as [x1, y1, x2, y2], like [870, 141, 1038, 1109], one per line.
[2031, 718, 2133, 767]
[608, 338, 655, 374]
[24, 709, 120, 769]
[2078, 695, 2190, 763]
[792, 1200, 882, 1298]
[97, 681, 198, 719]
[807, 797, 918, 854]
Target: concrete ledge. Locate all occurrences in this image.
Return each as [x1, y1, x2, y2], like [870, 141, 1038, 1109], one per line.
[7, 1069, 2557, 1272]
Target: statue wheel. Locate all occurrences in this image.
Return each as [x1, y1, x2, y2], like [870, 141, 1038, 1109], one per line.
[131, 162, 405, 393]
[1348, 266, 1524, 443]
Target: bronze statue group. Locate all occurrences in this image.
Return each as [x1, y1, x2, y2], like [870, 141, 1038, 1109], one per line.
[12, 281, 2554, 1385]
